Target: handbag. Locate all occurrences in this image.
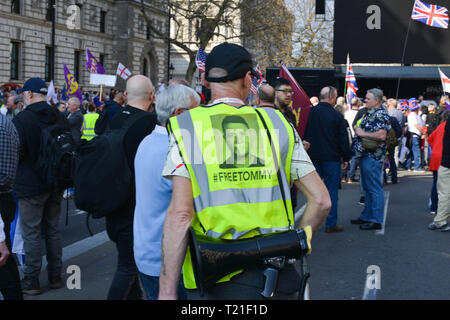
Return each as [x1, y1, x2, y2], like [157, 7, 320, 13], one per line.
[361, 137, 380, 151]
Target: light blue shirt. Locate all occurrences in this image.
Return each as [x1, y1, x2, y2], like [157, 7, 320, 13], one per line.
[133, 125, 172, 276]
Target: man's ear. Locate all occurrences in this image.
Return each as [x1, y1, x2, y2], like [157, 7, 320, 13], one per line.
[201, 72, 210, 89]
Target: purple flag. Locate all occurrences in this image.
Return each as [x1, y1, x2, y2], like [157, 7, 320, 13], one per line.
[86, 48, 105, 74]
[63, 62, 83, 103]
[446, 101, 450, 110]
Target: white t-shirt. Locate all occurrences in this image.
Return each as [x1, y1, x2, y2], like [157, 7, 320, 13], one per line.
[408, 112, 423, 136]
[345, 109, 359, 136]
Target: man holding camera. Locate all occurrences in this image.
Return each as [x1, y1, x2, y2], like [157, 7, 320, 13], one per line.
[158, 43, 330, 300]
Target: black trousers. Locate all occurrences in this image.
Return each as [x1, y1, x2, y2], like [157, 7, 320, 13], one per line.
[105, 215, 142, 300]
[0, 193, 23, 300]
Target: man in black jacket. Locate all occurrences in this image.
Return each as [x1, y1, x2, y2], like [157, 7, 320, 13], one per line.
[13, 78, 70, 295]
[304, 86, 350, 233]
[105, 75, 157, 300]
[94, 92, 125, 135]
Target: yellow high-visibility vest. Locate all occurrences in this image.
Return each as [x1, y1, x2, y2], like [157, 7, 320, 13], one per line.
[81, 113, 99, 141]
[168, 103, 296, 289]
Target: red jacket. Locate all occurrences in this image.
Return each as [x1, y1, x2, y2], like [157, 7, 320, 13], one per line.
[427, 121, 447, 171]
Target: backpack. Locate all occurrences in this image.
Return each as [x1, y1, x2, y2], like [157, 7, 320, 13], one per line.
[74, 112, 145, 218]
[386, 116, 402, 150]
[28, 110, 76, 191]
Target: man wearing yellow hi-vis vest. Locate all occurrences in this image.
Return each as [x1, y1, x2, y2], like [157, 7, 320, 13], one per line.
[81, 103, 99, 141]
[158, 43, 331, 300]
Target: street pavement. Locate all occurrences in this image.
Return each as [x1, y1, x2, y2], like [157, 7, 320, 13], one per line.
[17, 170, 450, 300]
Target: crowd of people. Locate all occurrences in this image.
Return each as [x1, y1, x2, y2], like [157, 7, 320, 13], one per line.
[0, 42, 449, 301]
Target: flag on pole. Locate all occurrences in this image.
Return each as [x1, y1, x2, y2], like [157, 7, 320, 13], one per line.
[46, 80, 58, 105]
[279, 63, 312, 138]
[116, 62, 131, 80]
[63, 62, 83, 103]
[255, 64, 265, 84]
[411, 0, 449, 29]
[439, 68, 450, 93]
[345, 54, 358, 106]
[86, 48, 106, 74]
[196, 48, 208, 72]
[250, 77, 259, 95]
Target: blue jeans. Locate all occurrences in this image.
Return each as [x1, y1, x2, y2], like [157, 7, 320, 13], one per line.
[406, 136, 422, 170]
[384, 150, 397, 183]
[313, 161, 341, 228]
[348, 155, 359, 180]
[359, 157, 384, 224]
[430, 171, 438, 212]
[139, 272, 186, 300]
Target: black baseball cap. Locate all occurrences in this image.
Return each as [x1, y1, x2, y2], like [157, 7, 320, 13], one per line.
[16, 78, 48, 94]
[205, 42, 259, 83]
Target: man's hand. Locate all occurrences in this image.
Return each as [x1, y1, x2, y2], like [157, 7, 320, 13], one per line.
[302, 140, 311, 151]
[0, 241, 10, 267]
[342, 161, 348, 171]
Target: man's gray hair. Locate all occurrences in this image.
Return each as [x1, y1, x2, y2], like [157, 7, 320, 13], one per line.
[155, 84, 200, 124]
[367, 88, 384, 103]
[68, 96, 81, 106]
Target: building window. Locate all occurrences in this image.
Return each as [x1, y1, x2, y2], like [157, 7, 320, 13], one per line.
[45, 46, 54, 81]
[46, 0, 54, 22]
[100, 10, 106, 33]
[143, 58, 148, 76]
[99, 54, 105, 68]
[11, 0, 20, 14]
[74, 50, 81, 82]
[10, 41, 20, 80]
[146, 24, 151, 40]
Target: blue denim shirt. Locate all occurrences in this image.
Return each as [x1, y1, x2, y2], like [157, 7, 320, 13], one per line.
[353, 106, 391, 162]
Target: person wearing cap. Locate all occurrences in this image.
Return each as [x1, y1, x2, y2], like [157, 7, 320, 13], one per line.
[158, 42, 331, 300]
[12, 78, 70, 295]
[406, 98, 425, 172]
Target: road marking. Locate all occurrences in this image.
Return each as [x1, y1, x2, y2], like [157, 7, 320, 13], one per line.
[41, 231, 109, 271]
[375, 191, 390, 235]
[70, 209, 88, 216]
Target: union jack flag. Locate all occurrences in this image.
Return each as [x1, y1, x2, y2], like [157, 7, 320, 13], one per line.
[250, 77, 259, 95]
[196, 48, 208, 72]
[345, 54, 358, 106]
[255, 64, 265, 84]
[411, 0, 449, 29]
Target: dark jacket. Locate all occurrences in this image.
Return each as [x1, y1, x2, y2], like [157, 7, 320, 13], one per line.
[442, 119, 450, 169]
[106, 105, 157, 224]
[304, 102, 350, 162]
[94, 100, 121, 135]
[67, 109, 84, 144]
[12, 101, 70, 198]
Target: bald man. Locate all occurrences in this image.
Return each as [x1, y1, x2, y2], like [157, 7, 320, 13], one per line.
[256, 83, 275, 108]
[303, 86, 350, 233]
[105, 75, 157, 300]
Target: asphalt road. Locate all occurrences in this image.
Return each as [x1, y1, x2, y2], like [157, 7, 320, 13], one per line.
[17, 169, 450, 300]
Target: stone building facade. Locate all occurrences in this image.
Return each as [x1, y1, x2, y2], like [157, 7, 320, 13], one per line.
[0, 0, 169, 91]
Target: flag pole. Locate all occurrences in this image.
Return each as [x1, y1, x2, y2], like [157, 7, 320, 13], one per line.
[395, 1, 415, 99]
[343, 53, 349, 106]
